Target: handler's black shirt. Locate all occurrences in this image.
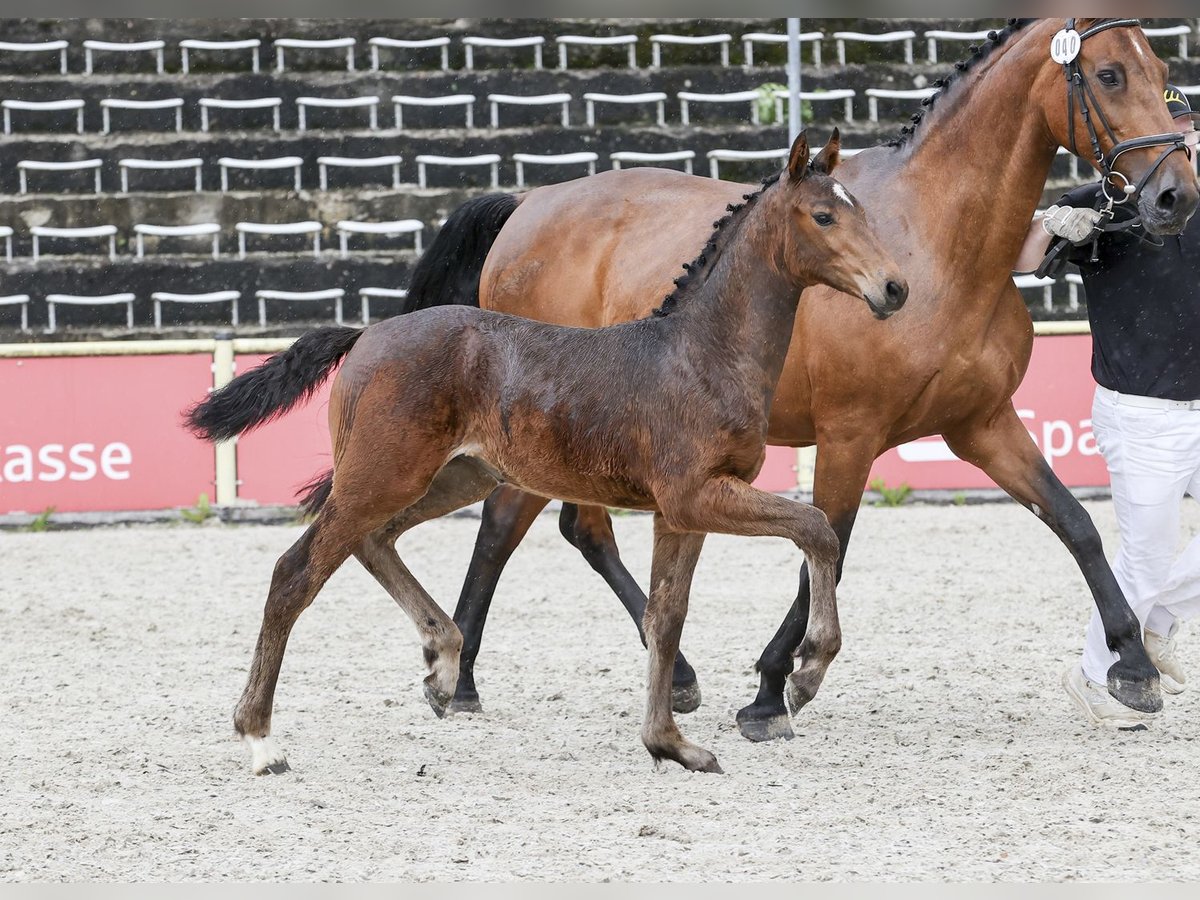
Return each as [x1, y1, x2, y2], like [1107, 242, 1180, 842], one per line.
[1059, 182, 1200, 400]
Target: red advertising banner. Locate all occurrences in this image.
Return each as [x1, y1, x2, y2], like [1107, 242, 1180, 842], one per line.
[867, 333, 1108, 490]
[0, 355, 214, 514]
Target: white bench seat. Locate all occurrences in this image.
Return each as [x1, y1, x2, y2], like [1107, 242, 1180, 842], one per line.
[336, 219, 424, 255]
[17, 158, 102, 194]
[1013, 273, 1058, 312]
[864, 87, 938, 122]
[677, 90, 761, 125]
[256, 288, 346, 326]
[46, 293, 136, 332]
[556, 34, 638, 69]
[218, 156, 303, 191]
[358, 287, 408, 324]
[487, 92, 571, 128]
[650, 33, 732, 68]
[833, 30, 917, 65]
[391, 93, 475, 129]
[0, 293, 30, 332]
[83, 39, 164, 74]
[200, 96, 282, 132]
[741, 31, 824, 67]
[923, 29, 992, 64]
[463, 35, 544, 70]
[31, 224, 117, 261]
[512, 151, 598, 187]
[100, 97, 183, 134]
[610, 150, 695, 174]
[119, 157, 204, 192]
[1143, 24, 1190, 59]
[0, 39, 68, 74]
[134, 223, 221, 259]
[296, 95, 379, 131]
[771, 88, 857, 124]
[236, 221, 323, 258]
[584, 91, 667, 126]
[415, 154, 501, 189]
[2, 98, 83, 134]
[274, 37, 355, 72]
[318, 154, 403, 190]
[180, 38, 261, 73]
[706, 147, 789, 179]
[152, 290, 241, 329]
[369, 36, 450, 71]
[0, 225, 12, 262]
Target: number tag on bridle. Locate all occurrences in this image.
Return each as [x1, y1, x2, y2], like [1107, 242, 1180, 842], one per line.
[1051, 28, 1081, 64]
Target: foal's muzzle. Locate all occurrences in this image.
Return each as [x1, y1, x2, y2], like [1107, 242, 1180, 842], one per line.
[866, 278, 908, 320]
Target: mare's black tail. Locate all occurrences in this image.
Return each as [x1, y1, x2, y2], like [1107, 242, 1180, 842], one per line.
[185, 326, 364, 443]
[400, 192, 519, 313]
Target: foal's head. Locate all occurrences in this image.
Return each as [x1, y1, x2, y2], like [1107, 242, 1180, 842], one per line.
[772, 130, 908, 319]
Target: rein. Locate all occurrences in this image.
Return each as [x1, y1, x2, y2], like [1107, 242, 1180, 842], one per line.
[1037, 17, 1191, 277]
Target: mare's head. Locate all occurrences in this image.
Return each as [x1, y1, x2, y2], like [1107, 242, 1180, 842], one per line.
[1036, 18, 1198, 234]
[774, 129, 908, 319]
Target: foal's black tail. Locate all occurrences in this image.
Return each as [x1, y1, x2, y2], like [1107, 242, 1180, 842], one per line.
[400, 192, 519, 313]
[185, 326, 364, 443]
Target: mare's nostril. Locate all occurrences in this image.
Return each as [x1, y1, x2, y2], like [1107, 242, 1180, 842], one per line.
[1157, 188, 1178, 213]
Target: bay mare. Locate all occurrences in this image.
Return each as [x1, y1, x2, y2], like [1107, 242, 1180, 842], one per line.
[187, 133, 908, 774]
[401, 18, 1200, 738]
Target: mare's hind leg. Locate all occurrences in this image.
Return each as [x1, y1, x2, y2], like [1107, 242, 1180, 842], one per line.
[641, 517, 715, 773]
[355, 457, 500, 717]
[234, 489, 403, 775]
[559, 503, 702, 713]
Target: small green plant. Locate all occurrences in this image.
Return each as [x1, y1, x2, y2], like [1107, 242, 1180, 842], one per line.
[868, 478, 912, 508]
[27, 506, 56, 532]
[952, 491, 968, 507]
[754, 83, 813, 126]
[180, 492, 214, 524]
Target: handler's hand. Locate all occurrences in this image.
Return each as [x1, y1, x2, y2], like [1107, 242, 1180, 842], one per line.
[1041, 205, 1103, 244]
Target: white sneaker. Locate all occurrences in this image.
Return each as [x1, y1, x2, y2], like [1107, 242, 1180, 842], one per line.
[1061, 666, 1158, 731]
[1145, 624, 1186, 695]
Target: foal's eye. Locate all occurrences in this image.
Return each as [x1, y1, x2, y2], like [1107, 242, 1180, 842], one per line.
[1097, 69, 1119, 86]
[813, 212, 835, 227]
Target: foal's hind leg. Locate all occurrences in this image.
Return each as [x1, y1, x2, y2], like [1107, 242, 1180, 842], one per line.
[641, 517, 716, 773]
[356, 457, 500, 717]
[559, 503, 702, 713]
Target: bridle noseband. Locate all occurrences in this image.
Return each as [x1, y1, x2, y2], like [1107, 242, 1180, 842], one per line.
[1062, 17, 1189, 207]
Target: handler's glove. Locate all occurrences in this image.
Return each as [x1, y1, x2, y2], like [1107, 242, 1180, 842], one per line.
[1041, 204, 1103, 244]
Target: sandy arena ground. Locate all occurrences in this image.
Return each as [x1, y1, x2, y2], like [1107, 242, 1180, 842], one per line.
[3, 498, 1200, 881]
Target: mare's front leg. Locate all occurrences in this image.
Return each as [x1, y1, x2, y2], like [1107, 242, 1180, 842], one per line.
[640, 517, 714, 772]
[559, 503, 702, 712]
[735, 438, 876, 742]
[945, 404, 1160, 713]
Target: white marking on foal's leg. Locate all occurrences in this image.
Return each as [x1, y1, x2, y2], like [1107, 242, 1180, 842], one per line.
[243, 734, 290, 776]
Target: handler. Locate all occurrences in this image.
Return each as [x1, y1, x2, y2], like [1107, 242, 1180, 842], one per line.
[1014, 85, 1200, 728]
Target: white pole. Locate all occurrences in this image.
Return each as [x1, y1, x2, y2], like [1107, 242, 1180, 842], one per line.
[787, 17, 802, 142]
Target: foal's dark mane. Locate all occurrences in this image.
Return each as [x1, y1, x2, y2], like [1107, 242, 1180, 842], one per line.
[885, 17, 1034, 149]
[652, 170, 783, 318]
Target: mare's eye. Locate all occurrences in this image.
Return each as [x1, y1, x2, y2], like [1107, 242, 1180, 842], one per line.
[813, 212, 835, 227]
[1097, 70, 1119, 86]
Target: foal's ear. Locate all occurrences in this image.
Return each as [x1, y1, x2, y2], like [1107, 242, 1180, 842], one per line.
[811, 127, 841, 176]
[786, 130, 811, 183]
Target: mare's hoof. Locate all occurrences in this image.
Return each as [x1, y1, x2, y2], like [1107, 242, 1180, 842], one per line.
[690, 752, 724, 775]
[672, 680, 702, 714]
[423, 678, 452, 719]
[446, 694, 484, 715]
[262, 760, 291, 776]
[1108, 660, 1163, 714]
[736, 703, 794, 743]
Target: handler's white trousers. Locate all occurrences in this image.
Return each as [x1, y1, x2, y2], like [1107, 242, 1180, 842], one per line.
[1082, 385, 1200, 684]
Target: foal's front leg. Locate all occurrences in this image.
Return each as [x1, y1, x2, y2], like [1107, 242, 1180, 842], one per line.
[641, 517, 714, 772]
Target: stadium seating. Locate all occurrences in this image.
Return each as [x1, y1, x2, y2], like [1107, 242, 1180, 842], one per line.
[179, 38, 261, 73]
[318, 155, 402, 190]
[678, 90, 760, 126]
[741, 31, 823, 67]
[17, 158, 102, 194]
[0, 39, 68, 74]
[199, 96, 282, 132]
[771, 88, 857, 123]
[706, 147, 788, 179]
[336, 219, 424, 256]
[358, 287, 408, 324]
[0, 293, 30, 332]
[235, 221, 323, 258]
[923, 29, 992, 64]
[0, 225, 11, 261]
[296, 95, 380, 131]
[864, 87, 938, 122]
[152, 290, 241, 329]
[369, 36, 451, 71]
[833, 30, 916, 64]
[2, 98, 83, 135]
[610, 150, 695, 174]
[488, 93, 572, 128]
[584, 91, 667, 127]
[82, 39, 164, 74]
[118, 157, 204, 193]
[274, 37, 356, 72]
[556, 34, 638, 69]
[416, 153, 501, 188]
[512, 152, 598, 187]
[45, 292, 135, 333]
[649, 33, 732, 68]
[31, 225, 117, 262]
[217, 156, 303, 191]
[463, 35, 544, 70]
[391, 94, 476, 129]
[100, 98, 184, 134]
[133, 223, 221, 259]
[256, 288, 345, 326]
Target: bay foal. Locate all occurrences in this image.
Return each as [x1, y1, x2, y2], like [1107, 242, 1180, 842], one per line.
[188, 131, 908, 775]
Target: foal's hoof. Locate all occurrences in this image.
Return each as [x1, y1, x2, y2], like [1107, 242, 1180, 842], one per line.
[736, 702, 795, 743]
[1107, 660, 1163, 714]
[423, 676, 453, 719]
[786, 676, 816, 716]
[243, 735, 290, 776]
[688, 751, 725, 775]
[672, 680, 702, 714]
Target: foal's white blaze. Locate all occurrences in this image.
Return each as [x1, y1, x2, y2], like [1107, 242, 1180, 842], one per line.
[832, 182, 855, 207]
[244, 734, 288, 775]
